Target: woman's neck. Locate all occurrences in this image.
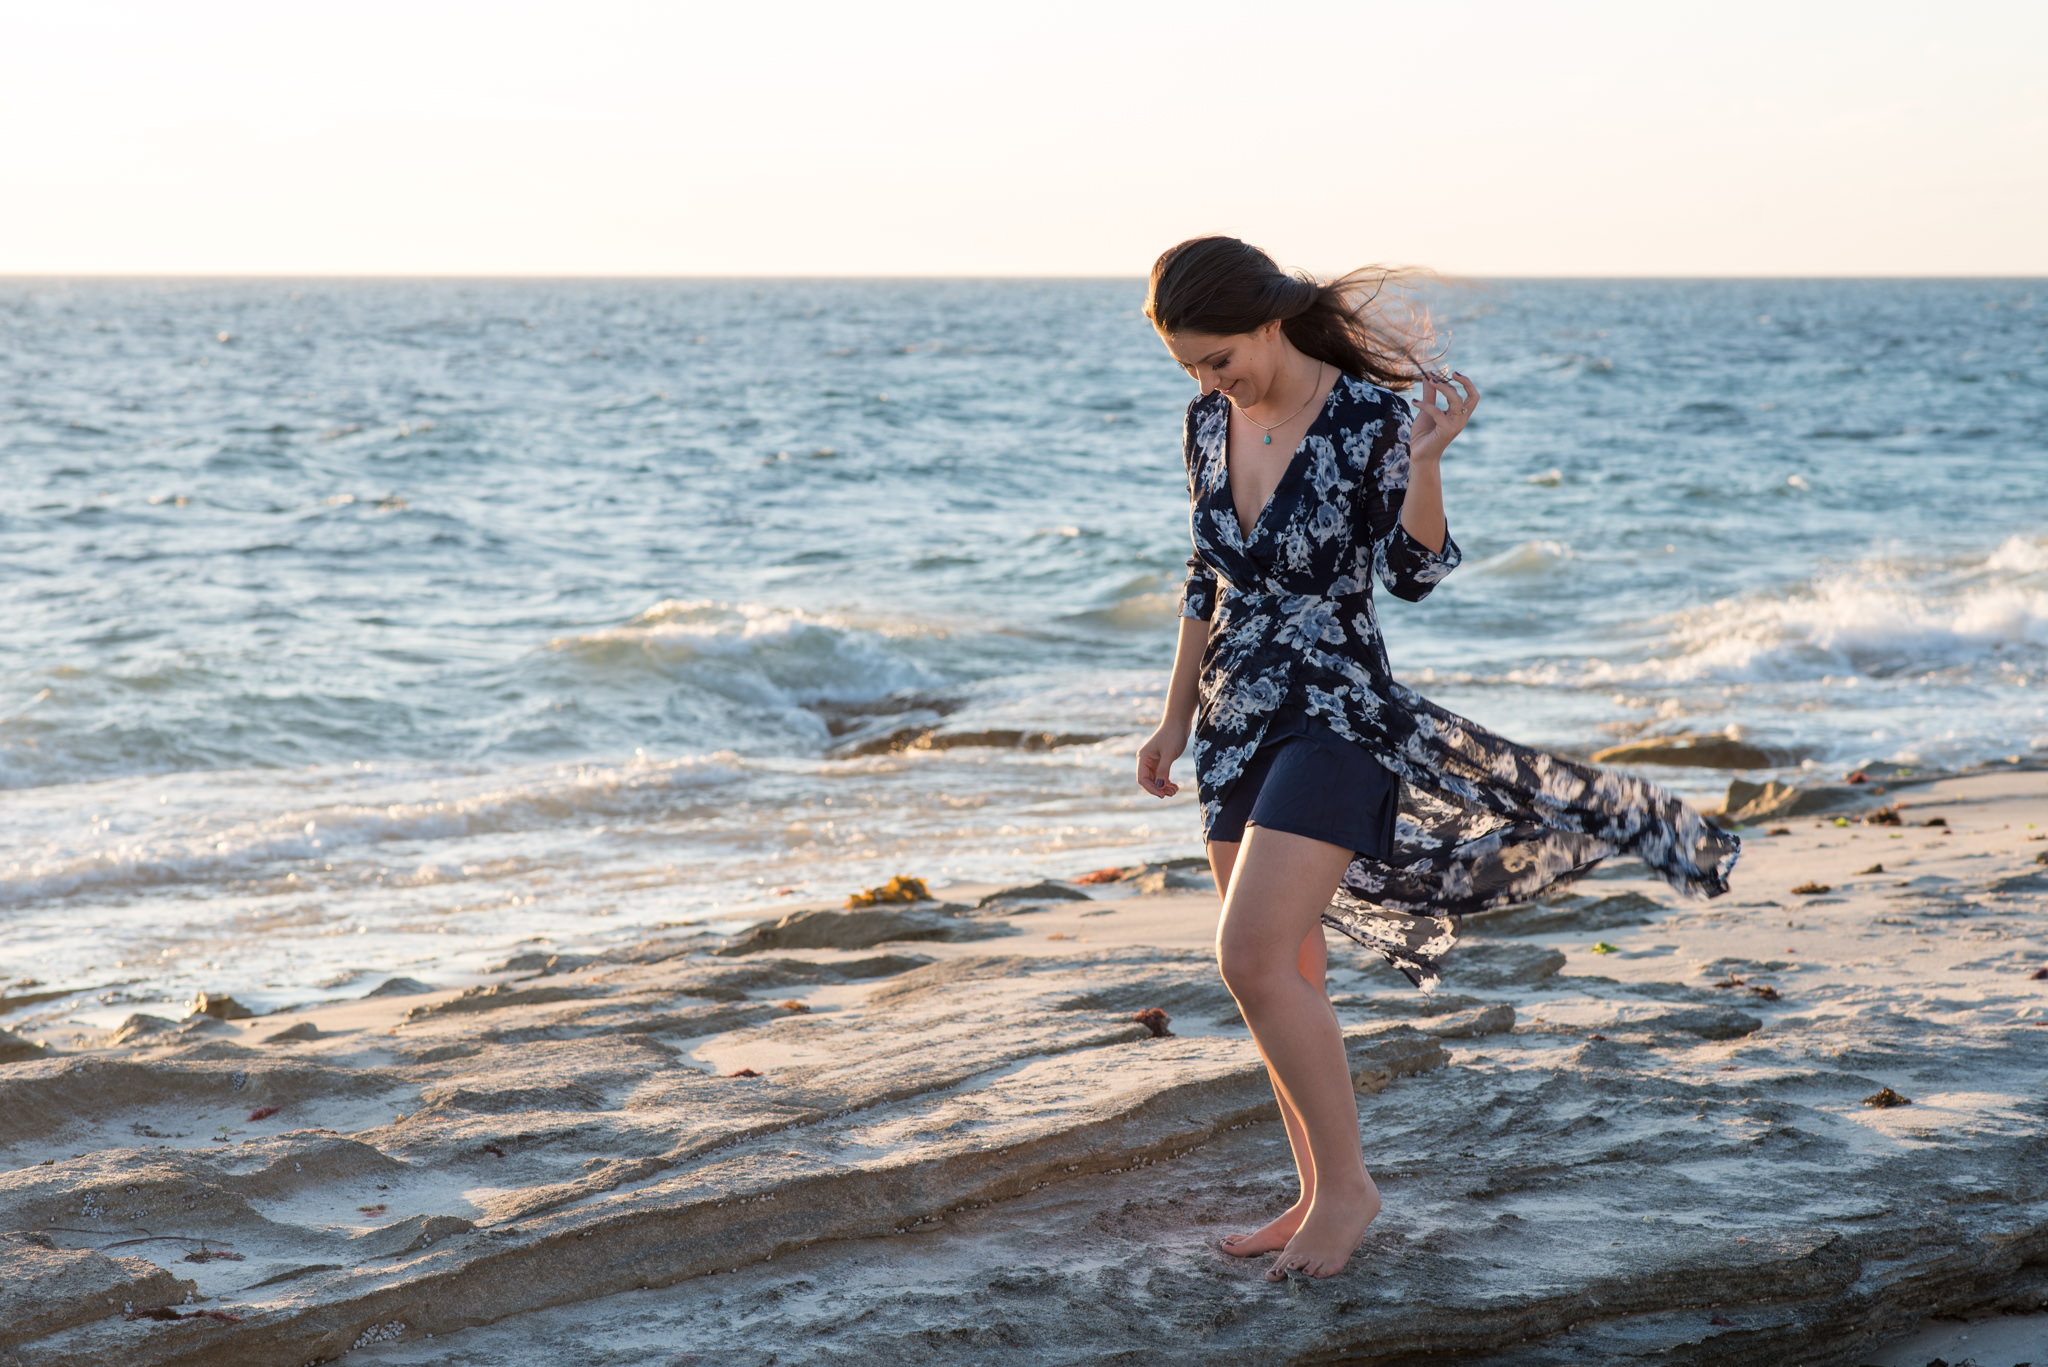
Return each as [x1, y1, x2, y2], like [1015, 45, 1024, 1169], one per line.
[1240, 347, 1325, 423]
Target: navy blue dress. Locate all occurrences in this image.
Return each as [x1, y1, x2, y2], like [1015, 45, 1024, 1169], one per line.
[1178, 376, 1738, 988]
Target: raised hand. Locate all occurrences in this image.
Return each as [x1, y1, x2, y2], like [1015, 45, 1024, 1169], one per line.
[1412, 369, 1480, 464]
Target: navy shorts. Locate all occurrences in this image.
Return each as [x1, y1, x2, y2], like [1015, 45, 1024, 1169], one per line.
[1204, 708, 1399, 859]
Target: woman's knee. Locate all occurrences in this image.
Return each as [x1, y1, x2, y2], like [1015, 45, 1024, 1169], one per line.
[1216, 931, 1286, 1004]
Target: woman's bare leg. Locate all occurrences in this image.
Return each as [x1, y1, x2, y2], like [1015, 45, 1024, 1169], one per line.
[1215, 825, 1382, 1279]
[1212, 827, 1328, 1255]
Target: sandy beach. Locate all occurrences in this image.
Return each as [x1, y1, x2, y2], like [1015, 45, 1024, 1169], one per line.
[2, 762, 2045, 1365]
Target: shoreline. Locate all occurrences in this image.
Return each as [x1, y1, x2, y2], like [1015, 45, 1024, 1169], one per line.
[1, 765, 2045, 1364]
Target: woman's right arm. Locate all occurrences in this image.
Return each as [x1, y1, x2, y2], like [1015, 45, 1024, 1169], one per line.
[1137, 611, 1208, 797]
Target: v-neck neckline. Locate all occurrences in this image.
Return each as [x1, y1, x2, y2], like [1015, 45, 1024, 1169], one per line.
[1222, 375, 1338, 544]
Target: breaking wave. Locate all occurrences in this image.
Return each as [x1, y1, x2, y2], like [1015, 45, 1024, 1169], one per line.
[549, 599, 938, 703]
[1522, 535, 2048, 687]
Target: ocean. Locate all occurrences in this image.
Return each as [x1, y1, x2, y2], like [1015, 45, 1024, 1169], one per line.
[2, 277, 2043, 1022]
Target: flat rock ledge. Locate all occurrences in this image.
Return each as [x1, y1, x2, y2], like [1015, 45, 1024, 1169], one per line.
[5, 819, 2048, 1365]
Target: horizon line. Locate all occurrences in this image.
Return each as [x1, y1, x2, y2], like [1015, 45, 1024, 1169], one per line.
[2, 271, 2044, 284]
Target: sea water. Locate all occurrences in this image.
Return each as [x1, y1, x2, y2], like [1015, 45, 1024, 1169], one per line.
[2, 278, 2043, 1023]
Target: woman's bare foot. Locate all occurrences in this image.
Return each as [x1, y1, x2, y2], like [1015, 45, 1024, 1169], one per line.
[1267, 1181, 1381, 1280]
[1219, 1198, 1309, 1257]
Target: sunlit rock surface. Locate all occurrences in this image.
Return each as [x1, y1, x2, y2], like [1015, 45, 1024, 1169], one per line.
[1, 771, 2045, 1366]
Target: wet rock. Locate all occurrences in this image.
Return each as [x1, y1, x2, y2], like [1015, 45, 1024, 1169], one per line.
[1441, 941, 1566, 989]
[0, 1028, 47, 1064]
[1610, 1007, 1764, 1041]
[348, 1213, 476, 1258]
[215, 1134, 409, 1197]
[830, 953, 933, 979]
[487, 952, 595, 976]
[188, 991, 253, 1021]
[406, 983, 597, 1019]
[1349, 1029, 1448, 1092]
[103, 1014, 180, 1046]
[0, 1151, 278, 1234]
[976, 882, 1092, 908]
[0, 984, 83, 1015]
[1593, 733, 1804, 769]
[1420, 1003, 1516, 1039]
[715, 905, 1012, 956]
[0, 1057, 404, 1148]
[1467, 891, 1663, 936]
[0, 1234, 195, 1351]
[1127, 863, 1216, 895]
[364, 976, 437, 997]
[1723, 778, 1862, 823]
[244, 1262, 343, 1288]
[836, 727, 1106, 758]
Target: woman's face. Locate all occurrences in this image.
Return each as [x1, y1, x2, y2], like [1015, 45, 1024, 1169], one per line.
[1160, 319, 1286, 408]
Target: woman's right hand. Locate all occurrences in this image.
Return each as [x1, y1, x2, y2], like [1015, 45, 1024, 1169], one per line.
[1137, 720, 1190, 798]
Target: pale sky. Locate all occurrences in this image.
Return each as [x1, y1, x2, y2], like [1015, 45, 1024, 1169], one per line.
[4, 0, 2043, 276]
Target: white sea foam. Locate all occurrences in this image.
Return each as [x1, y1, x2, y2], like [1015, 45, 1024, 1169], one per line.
[1556, 538, 2048, 687]
[1630, 536, 2048, 680]
[0, 753, 745, 908]
[1469, 540, 1574, 577]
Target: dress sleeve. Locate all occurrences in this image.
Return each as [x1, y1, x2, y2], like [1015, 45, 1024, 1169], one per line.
[1179, 553, 1217, 621]
[1177, 397, 1219, 621]
[1360, 392, 1461, 603]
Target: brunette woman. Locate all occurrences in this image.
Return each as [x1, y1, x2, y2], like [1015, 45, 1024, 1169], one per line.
[1135, 237, 1738, 1280]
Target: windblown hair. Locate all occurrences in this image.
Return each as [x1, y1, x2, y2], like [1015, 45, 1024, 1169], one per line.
[1143, 236, 1436, 389]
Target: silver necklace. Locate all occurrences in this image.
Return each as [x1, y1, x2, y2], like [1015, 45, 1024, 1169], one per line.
[1238, 363, 1326, 444]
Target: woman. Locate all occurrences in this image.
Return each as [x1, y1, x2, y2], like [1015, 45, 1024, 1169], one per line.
[1135, 237, 1738, 1281]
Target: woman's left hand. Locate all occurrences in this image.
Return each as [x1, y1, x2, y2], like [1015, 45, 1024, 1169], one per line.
[1412, 370, 1479, 464]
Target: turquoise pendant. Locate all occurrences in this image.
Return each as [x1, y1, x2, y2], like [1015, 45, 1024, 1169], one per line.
[1262, 433, 1272, 444]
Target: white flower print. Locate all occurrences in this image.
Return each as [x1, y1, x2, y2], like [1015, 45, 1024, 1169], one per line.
[1305, 435, 1350, 500]
[1308, 499, 1346, 544]
[1275, 595, 1344, 651]
[1193, 403, 1229, 493]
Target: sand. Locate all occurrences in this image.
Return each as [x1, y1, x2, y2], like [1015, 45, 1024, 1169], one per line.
[2, 763, 2046, 1366]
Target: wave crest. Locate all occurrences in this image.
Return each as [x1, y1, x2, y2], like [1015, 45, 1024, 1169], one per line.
[548, 599, 937, 702]
[1601, 536, 2048, 685]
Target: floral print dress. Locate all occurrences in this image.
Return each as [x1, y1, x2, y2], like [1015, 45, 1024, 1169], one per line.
[1178, 376, 1739, 989]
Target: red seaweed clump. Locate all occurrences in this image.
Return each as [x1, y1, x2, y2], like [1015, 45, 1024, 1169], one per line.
[1075, 867, 1133, 885]
[1131, 1007, 1172, 1038]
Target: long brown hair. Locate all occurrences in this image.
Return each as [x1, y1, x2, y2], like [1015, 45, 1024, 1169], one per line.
[1143, 236, 1436, 389]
